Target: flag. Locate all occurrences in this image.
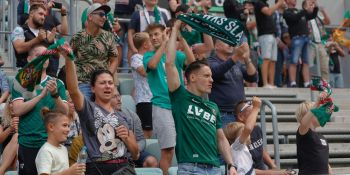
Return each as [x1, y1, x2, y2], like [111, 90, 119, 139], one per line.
[177, 13, 245, 46]
[13, 38, 74, 99]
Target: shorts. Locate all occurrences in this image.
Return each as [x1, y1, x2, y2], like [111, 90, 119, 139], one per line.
[136, 102, 153, 130]
[152, 105, 176, 149]
[18, 145, 40, 175]
[133, 151, 152, 167]
[258, 34, 277, 61]
[289, 36, 309, 65]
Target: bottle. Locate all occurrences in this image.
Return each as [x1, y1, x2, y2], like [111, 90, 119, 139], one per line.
[77, 146, 88, 164]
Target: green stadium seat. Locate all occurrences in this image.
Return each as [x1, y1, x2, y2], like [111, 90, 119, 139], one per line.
[121, 95, 136, 113]
[135, 168, 162, 175]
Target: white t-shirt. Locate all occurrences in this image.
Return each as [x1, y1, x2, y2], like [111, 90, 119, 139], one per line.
[231, 137, 256, 175]
[35, 142, 69, 174]
[131, 53, 152, 103]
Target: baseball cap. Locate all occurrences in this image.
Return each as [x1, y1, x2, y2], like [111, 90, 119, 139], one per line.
[87, 3, 111, 16]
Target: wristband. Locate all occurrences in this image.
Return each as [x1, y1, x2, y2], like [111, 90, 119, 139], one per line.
[61, 13, 67, 17]
[227, 164, 236, 170]
[51, 92, 59, 99]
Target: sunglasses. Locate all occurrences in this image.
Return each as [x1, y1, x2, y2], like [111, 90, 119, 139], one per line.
[91, 12, 106, 17]
[240, 101, 252, 113]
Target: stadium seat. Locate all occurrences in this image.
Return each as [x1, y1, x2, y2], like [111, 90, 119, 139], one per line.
[145, 139, 177, 166]
[119, 79, 134, 95]
[121, 95, 136, 112]
[4, 171, 17, 175]
[135, 168, 162, 175]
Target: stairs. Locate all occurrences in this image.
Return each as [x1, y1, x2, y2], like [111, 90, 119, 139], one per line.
[245, 87, 350, 170]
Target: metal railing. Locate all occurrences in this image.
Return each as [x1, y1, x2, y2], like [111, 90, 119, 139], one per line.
[259, 99, 280, 168]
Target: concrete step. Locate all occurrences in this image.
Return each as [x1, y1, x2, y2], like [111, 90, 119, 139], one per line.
[266, 135, 350, 144]
[246, 93, 297, 98]
[280, 158, 350, 169]
[266, 122, 350, 135]
[267, 143, 350, 159]
[246, 97, 305, 104]
[258, 115, 297, 122]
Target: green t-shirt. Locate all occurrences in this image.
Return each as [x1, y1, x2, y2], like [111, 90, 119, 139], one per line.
[143, 50, 186, 109]
[181, 28, 202, 46]
[81, 8, 114, 31]
[169, 85, 222, 167]
[11, 76, 67, 148]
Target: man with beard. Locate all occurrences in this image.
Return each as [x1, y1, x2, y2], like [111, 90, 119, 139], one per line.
[16, 0, 68, 75]
[11, 4, 56, 68]
[70, 3, 118, 99]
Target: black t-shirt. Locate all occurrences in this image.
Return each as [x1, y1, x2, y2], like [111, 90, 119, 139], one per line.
[296, 128, 329, 174]
[254, 0, 275, 36]
[330, 52, 341, 74]
[283, 7, 318, 38]
[248, 125, 266, 170]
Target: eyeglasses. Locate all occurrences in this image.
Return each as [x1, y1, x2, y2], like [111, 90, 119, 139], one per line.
[240, 101, 252, 113]
[91, 12, 106, 18]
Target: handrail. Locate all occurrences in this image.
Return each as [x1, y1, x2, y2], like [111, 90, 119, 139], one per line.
[259, 99, 280, 168]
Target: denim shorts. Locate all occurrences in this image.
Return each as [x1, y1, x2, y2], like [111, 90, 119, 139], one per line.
[289, 36, 310, 65]
[258, 34, 278, 61]
[178, 163, 221, 175]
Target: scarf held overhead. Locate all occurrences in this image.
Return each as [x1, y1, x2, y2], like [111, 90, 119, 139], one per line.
[177, 13, 245, 46]
[14, 38, 74, 99]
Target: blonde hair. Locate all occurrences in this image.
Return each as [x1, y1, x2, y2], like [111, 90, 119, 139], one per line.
[133, 32, 150, 50]
[223, 122, 245, 145]
[295, 101, 315, 123]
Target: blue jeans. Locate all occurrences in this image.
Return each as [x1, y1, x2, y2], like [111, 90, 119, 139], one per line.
[178, 163, 221, 175]
[221, 112, 236, 129]
[79, 83, 92, 100]
[329, 73, 344, 88]
[289, 36, 309, 65]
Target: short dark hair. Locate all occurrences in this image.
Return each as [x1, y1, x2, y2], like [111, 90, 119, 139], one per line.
[29, 4, 46, 13]
[145, 23, 166, 33]
[184, 60, 209, 81]
[175, 4, 190, 14]
[90, 69, 114, 101]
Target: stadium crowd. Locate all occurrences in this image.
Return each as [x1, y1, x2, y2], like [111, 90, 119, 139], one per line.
[0, 0, 343, 174]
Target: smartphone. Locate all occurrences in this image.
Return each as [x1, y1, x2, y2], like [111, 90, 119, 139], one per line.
[53, 2, 62, 9]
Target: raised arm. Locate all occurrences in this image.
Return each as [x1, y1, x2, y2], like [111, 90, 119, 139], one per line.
[217, 129, 237, 175]
[239, 97, 261, 144]
[165, 20, 182, 92]
[192, 33, 214, 58]
[60, 48, 85, 111]
[178, 33, 195, 66]
[260, 0, 284, 16]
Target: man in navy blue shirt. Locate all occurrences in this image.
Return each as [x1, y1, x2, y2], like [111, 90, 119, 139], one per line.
[208, 40, 258, 127]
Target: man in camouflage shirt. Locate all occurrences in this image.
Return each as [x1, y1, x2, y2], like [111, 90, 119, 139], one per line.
[70, 3, 118, 99]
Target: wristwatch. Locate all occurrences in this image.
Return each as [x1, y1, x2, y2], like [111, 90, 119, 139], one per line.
[227, 163, 236, 170]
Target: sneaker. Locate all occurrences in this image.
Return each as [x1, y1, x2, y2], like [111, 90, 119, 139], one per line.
[290, 84, 297, 88]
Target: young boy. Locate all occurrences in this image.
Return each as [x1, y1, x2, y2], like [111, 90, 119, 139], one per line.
[35, 108, 85, 175]
[131, 32, 153, 139]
